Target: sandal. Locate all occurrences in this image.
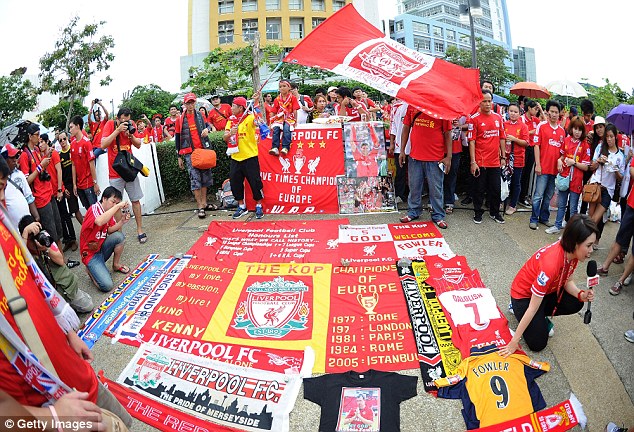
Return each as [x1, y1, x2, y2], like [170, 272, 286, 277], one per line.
[197, 208, 206, 219]
[205, 203, 219, 211]
[436, 220, 448, 229]
[445, 206, 453, 214]
[137, 233, 148, 244]
[113, 265, 130, 274]
[613, 252, 626, 264]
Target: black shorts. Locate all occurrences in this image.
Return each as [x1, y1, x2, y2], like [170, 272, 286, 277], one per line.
[615, 205, 634, 253]
[599, 186, 612, 209]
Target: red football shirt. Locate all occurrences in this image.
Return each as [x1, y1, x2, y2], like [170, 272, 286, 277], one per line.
[511, 240, 578, 299]
[153, 125, 163, 143]
[404, 107, 451, 162]
[504, 120, 529, 168]
[333, 103, 361, 122]
[18, 146, 52, 208]
[208, 104, 232, 131]
[560, 137, 591, 194]
[534, 122, 565, 175]
[618, 133, 630, 151]
[175, 113, 204, 155]
[0, 218, 98, 406]
[164, 116, 177, 137]
[468, 112, 506, 168]
[70, 135, 95, 189]
[79, 202, 116, 265]
[89, 119, 107, 146]
[102, 119, 137, 179]
[45, 150, 61, 197]
[584, 119, 594, 134]
[521, 114, 540, 147]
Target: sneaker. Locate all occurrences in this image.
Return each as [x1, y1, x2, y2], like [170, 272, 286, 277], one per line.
[445, 206, 453, 214]
[66, 260, 81, 269]
[69, 289, 94, 314]
[280, 147, 289, 155]
[529, 222, 538, 230]
[490, 214, 505, 224]
[624, 273, 632, 286]
[546, 317, 554, 337]
[400, 214, 419, 223]
[609, 281, 623, 296]
[232, 207, 249, 219]
[269, 147, 280, 156]
[255, 205, 264, 219]
[540, 220, 554, 228]
[624, 330, 634, 343]
[520, 198, 532, 208]
[606, 422, 629, 432]
[473, 215, 483, 224]
[508, 300, 514, 314]
[597, 266, 609, 276]
[505, 206, 517, 215]
[545, 226, 561, 234]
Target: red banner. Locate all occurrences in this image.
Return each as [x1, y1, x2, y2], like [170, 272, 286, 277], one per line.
[249, 125, 344, 214]
[284, 4, 482, 120]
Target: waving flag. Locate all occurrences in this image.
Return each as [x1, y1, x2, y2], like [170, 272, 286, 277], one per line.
[284, 4, 482, 120]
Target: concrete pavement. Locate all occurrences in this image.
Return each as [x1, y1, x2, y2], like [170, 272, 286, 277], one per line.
[62, 199, 633, 431]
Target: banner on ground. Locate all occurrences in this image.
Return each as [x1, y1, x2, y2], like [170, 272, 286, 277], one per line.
[283, 4, 482, 120]
[117, 344, 303, 432]
[252, 125, 344, 214]
[337, 176, 396, 214]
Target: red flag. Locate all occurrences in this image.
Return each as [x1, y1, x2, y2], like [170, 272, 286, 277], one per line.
[284, 4, 482, 120]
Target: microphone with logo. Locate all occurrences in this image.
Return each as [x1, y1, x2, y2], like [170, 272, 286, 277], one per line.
[584, 260, 599, 324]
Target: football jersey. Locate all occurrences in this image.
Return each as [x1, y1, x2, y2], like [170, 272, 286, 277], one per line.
[559, 137, 591, 194]
[503, 120, 529, 168]
[450, 318, 515, 358]
[403, 108, 451, 162]
[521, 114, 540, 147]
[435, 345, 549, 429]
[70, 135, 95, 189]
[468, 112, 506, 168]
[437, 288, 501, 327]
[533, 121, 565, 175]
[424, 255, 472, 282]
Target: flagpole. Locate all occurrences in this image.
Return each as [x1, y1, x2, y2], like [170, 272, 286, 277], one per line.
[258, 61, 283, 93]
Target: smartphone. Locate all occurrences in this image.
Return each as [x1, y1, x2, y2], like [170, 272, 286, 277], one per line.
[438, 162, 446, 173]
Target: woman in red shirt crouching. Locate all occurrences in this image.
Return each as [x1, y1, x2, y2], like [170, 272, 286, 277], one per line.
[500, 214, 598, 356]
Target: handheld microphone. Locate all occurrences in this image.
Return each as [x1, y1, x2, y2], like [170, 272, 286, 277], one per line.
[584, 260, 598, 324]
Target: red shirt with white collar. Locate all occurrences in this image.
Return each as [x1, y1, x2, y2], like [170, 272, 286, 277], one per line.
[468, 111, 506, 168]
[533, 121, 565, 175]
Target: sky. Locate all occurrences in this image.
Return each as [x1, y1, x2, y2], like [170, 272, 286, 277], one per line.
[1, 0, 633, 114]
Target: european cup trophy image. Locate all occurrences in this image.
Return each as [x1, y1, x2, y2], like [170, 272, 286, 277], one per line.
[293, 149, 306, 174]
[357, 292, 379, 315]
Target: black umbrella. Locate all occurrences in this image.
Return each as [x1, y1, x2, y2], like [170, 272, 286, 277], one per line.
[0, 120, 48, 148]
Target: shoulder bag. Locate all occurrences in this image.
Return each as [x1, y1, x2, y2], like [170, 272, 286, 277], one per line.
[112, 132, 140, 182]
[582, 159, 602, 203]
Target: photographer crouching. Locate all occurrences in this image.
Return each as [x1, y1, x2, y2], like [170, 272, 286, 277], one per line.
[18, 215, 94, 313]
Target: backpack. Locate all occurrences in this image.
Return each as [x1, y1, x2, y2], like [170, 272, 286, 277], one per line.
[217, 179, 238, 209]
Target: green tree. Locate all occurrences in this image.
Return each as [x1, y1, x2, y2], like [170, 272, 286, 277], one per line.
[120, 84, 177, 121]
[444, 38, 518, 90]
[37, 100, 89, 131]
[584, 78, 629, 117]
[278, 63, 335, 85]
[39, 16, 115, 130]
[183, 44, 282, 96]
[0, 68, 38, 129]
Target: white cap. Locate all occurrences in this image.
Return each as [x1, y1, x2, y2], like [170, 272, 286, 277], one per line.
[593, 116, 605, 125]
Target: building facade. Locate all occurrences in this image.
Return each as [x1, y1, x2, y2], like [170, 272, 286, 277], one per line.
[181, 0, 380, 84]
[513, 46, 536, 82]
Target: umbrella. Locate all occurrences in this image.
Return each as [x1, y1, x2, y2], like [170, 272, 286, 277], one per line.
[509, 82, 551, 99]
[492, 94, 510, 106]
[606, 104, 634, 134]
[545, 80, 588, 98]
[0, 120, 48, 148]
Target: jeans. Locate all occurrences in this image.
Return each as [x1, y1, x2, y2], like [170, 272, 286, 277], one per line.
[93, 147, 107, 158]
[393, 153, 409, 202]
[86, 231, 125, 292]
[77, 186, 98, 209]
[407, 157, 445, 222]
[443, 152, 461, 207]
[555, 189, 580, 229]
[508, 167, 523, 208]
[473, 167, 501, 218]
[272, 123, 291, 151]
[530, 174, 556, 224]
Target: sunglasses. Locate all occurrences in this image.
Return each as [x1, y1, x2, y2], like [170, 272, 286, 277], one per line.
[60, 137, 68, 141]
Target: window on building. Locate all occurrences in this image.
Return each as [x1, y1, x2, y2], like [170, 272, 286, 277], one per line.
[266, 18, 281, 40]
[413, 36, 431, 52]
[242, 19, 258, 41]
[312, 17, 325, 28]
[433, 26, 442, 37]
[434, 41, 445, 53]
[395, 20, 404, 31]
[289, 0, 303, 10]
[422, 5, 442, 17]
[412, 22, 429, 34]
[311, 0, 325, 11]
[290, 17, 304, 39]
[333, 0, 345, 11]
[446, 30, 455, 41]
[242, 0, 257, 11]
[397, 37, 405, 45]
[218, 0, 234, 14]
[266, 0, 280, 10]
[459, 33, 470, 45]
[218, 21, 234, 44]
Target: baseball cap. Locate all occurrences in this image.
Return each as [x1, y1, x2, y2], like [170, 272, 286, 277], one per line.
[232, 97, 247, 108]
[26, 123, 40, 135]
[593, 116, 606, 125]
[211, 94, 220, 99]
[184, 92, 197, 103]
[1, 143, 19, 158]
[327, 86, 338, 93]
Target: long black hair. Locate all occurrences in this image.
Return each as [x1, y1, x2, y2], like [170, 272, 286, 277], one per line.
[600, 123, 619, 157]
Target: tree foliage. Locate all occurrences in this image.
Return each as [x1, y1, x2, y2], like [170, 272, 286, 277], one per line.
[37, 100, 88, 131]
[444, 38, 518, 90]
[39, 16, 115, 130]
[278, 63, 335, 85]
[0, 69, 38, 129]
[183, 45, 283, 96]
[120, 84, 177, 120]
[582, 78, 629, 117]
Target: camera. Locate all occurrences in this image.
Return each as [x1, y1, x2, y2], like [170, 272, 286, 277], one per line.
[39, 170, 51, 182]
[31, 229, 53, 248]
[93, 98, 100, 104]
[126, 122, 136, 135]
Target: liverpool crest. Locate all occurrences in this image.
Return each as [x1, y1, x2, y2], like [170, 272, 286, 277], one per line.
[232, 277, 310, 338]
[358, 43, 420, 80]
[131, 351, 170, 389]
